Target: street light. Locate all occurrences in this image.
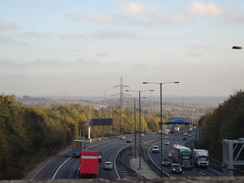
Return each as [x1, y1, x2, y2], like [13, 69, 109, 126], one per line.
[143, 81, 179, 176]
[124, 96, 137, 158]
[126, 89, 154, 170]
[232, 46, 244, 49]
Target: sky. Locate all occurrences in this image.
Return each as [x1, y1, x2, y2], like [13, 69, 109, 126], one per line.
[0, 0, 244, 98]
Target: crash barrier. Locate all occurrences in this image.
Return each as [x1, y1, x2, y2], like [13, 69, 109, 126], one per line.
[139, 145, 169, 177]
[116, 144, 146, 179]
[3, 177, 244, 183]
[192, 140, 244, 176]
[209, 157, 244, 176]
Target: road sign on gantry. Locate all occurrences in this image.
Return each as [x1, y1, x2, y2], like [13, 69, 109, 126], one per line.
[168, 117, 188, 122]
[166, 117, 189, 125]
[88, 118, 113, 126]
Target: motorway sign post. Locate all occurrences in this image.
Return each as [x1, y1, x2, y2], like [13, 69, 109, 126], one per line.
[88, 118, 113, 139]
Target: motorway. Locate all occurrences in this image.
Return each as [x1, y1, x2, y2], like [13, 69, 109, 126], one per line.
[32, 134, 160, 181]
[146, 131, 223, 178]
[31, 132, 223, 181]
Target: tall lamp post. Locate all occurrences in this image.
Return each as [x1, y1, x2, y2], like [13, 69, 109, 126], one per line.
[126, 89, 154, 170]
[232, 46, 244, 49]
[143, 81, 179, 176]
[133, 98, 137, 158]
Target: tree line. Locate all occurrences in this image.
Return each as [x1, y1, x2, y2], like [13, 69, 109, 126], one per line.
[196, 91, 244, 162]
[0, 94, 167, 180]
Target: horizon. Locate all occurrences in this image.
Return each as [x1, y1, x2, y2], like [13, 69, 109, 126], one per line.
[1, 1, 243, 97]
[17, 94, 229, 106]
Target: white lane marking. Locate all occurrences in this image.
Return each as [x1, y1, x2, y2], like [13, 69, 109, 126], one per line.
[31, 150, 71, 180]
[208, 167, 223, 175]
[200, 171, 205, 176]
[148, 143, 172, 177]
[52, 157, 71, 180]
[114, 143, 132, 180]
[182, 172, 191, 177]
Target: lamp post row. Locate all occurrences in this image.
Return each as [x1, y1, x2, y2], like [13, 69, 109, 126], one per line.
[123, 45, 238, 174]
[126, 81, 179, 174]
[142, 81, 179, 176]
[126, 89, 154, 169]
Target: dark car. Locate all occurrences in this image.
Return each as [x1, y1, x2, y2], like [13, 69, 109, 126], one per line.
[183, 136, 187, 140]
[171, 163, 182, 174]
[162, 158, 172, 167]
[126, 139, 132, 143]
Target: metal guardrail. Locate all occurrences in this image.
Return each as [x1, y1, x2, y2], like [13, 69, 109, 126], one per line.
[116, 145, 146, 179]
[140, 144, 170, 177]
[117, 135, 244, 178]
[192, 139, 244, 176]
[116, 135, 164, 179]
[209, 157, 244, 176]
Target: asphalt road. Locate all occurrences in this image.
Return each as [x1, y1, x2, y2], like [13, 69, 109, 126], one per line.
[147, 132, 223, 178]
[31, 134, 159, 181]
[32, 131, 223, 181]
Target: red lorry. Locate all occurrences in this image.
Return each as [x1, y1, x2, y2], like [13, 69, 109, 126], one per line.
[79, 150, 99, 178]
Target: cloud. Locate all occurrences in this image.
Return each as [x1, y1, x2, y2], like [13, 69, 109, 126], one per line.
[0, 19, 17, 31]
[24, 32, 86, 40]
[31, 58, 64, 66]
[152, 12, 189, 25]
[96, 53, 107, 57]
[94, 29, 136, 39]
[61, 33, 85, 39]
[189, 1, 224, 17]
[66, 2, 190, 26]
[65, 13, 114, 23]
[0, 57, 105, 69]
[75, 58, 102, 66]
[0, 58, 19, 67]
[189, 1, 244, 22]
[0, 36, 29, 46]
[24, 32, 55, 38]
[118, 2, 159, 16]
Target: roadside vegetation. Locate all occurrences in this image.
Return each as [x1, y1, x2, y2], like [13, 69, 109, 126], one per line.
[1, 91, 243, 180]
[196, 91, 244, 162]
[0, 94, 165, 180]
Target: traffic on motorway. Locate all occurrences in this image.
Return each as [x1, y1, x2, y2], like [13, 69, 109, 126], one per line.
[147, 130, 223, 178]
[31, 133, 157, 181]
[31, 130, 223, 181]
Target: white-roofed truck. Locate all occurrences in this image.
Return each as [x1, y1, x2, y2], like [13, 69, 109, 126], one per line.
[192, 149, 209, 168]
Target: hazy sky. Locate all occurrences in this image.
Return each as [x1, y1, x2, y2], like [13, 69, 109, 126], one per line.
[0, 0, 244, 98]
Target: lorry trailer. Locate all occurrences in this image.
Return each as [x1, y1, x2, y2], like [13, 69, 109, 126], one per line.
[79, 150, 99, 178]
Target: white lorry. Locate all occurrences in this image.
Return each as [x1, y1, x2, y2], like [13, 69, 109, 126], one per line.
[164, 129, 169, 135]
[192, 149, 209, 168]
[174, 126, 180, 132]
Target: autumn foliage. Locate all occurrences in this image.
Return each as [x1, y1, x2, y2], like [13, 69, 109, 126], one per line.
[0, 95, 160, 180]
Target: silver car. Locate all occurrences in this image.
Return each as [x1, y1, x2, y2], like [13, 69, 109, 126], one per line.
[152, 146, 159, 153]
[168, 151, 173, 158]
[164, 140, 170, 145]
[103, 161, 113, 170]
[120, 136, 125, 140]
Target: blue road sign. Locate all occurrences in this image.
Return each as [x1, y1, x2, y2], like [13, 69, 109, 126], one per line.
[168, 117, 187, 122]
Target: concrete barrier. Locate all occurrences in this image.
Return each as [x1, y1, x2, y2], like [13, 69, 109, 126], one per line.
[2, 177, 244, 183]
